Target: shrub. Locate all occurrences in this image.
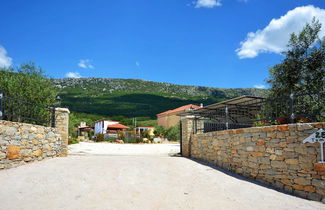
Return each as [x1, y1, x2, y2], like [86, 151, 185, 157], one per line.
[153, 125, 180, 141]
[165, 125, 180, 141]
[95, 134, 104, 142]
[153, 125, 165, 137]
[141, 130, 151, 139]
[105, 137, 117, 142]
[125, 137, 142, 143]
[68, 138, 79, 145]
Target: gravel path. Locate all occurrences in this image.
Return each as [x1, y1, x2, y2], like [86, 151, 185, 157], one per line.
[0, 144, 324, 210]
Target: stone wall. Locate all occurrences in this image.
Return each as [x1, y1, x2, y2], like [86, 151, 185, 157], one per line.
[181, 118, 325, 201]
[0, 108, 69, 169]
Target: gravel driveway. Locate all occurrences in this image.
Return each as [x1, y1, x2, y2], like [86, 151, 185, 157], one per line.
[68, 142, 180, 156]
[0, 143, 323, 210]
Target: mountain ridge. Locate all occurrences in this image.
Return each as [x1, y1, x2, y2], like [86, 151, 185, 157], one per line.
[54, 78, 268, 118]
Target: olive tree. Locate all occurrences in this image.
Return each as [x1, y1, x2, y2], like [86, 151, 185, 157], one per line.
[0, 62, 58, 124]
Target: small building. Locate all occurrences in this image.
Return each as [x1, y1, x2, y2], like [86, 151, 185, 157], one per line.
[94, 120, 119, 134]
[77, 122, 94, 140]
[135, 126, 155, 137]
[94, 120, 130, 138]
[157, 104, 201, 128]
[107, 123, 130, 138]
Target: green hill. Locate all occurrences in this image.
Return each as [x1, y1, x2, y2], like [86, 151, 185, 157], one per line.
[54, 78, 268, 119]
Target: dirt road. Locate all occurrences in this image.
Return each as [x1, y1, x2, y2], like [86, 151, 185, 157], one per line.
[0, 144, 323, 210]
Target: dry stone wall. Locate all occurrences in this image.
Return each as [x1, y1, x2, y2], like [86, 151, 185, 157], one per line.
[0, 108, 69, 169]
[181, 119, 325, 202]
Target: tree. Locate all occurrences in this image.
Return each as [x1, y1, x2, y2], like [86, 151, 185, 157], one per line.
[0, 62, 58, 124]
[267, 18, 325, 97]
[0, 62, 57, 105]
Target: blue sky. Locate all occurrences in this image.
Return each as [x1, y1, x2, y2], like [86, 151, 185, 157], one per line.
[0, 0, 325, 89]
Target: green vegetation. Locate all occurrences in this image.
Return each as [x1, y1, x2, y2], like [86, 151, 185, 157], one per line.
[0, 63, 58, 126]
[55, 78, 267, 136]
[68, 138, 80, 145]
[0, 62, 57, 106]
[154, 125, 180, 141]
[55, 78, 268, 119]
[267, 18, 325, 97]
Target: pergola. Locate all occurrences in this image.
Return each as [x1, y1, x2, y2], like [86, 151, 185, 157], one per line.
[182, 95, 266, 132]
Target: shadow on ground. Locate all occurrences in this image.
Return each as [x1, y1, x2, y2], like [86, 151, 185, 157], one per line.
[176, 156, 310, 201]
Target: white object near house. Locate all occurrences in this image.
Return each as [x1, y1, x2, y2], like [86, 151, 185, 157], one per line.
[153, 137, 162, 143]
[94, 120, 119, 135]
[303, 128, 325, 163]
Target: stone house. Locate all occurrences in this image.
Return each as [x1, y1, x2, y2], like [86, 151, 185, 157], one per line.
[157, 104, 201, 128]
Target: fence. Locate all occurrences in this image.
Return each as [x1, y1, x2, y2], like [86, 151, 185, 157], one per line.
[0, 91, 56, 127]
[193, 91, 325, 133]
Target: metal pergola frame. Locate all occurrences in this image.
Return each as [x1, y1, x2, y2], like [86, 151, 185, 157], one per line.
[180, 92, 324, 133]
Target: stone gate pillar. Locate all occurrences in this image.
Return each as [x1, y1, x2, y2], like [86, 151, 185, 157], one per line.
[55, 108, 70, 157]
[181, 116, 195, 157]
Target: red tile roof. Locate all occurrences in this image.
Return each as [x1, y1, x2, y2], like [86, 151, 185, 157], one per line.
[107, 123, 130, 129]
[157, 104, 201, 117]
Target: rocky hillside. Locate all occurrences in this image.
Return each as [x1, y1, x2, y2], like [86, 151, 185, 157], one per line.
[54, 78, 268, 118]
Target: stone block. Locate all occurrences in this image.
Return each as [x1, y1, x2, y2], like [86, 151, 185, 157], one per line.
[266, 147, 275, 154]
[304, 185, 315, 193]
[6, 145, 20, 160]
[295, 147, 307, 155]
[246, 146, 254, 152]
[281, 179, 292, 185]
[269, 155, 277, 161]
[288, 164, 301, 170]
[256, 141, 265, 146]
[294, 178, 311, 186]
[278, 125, 289, 131]
[314, 163, 325, 175]
[312, 179, 325, 189]
[293, 184, 305, 191]
[275, 150, 282, 155]
[262, 126, 277, 132]
[267, 132, 277, 138]
[294, 189, 307, 198]
[271, 161, 287, 168]
[250, 152, 263, 157]
[297, 123, 313, 131]
[260, 164, 271, 169]
[231, 149, 237, 154]
[308, 192, 321, 201]
[284, 185, 293, 193]
[32, 140, 39, 145]
[32, 149, 42, 157]
[258, 157, 270, 165]
[287, 137, 297, 143]
[285, 159, 299, 165]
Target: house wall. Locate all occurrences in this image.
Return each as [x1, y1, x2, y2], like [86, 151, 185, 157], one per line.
[157, 115, 168, 128]
[0, 108, 69, 169]
[181, 117, 325, 201]
[94, 120, 118, 134]
[157, 112, 182, 128]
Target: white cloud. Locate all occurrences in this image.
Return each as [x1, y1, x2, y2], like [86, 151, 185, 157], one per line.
[78, 59, 94, 69]
[254, 84, 266, 89]
[0, 46, 12, 68]
[65, 72, 82, 78]
[135, 61, 140, 67]
[195, 0, 221, 8]
[236, 5, 325, 59]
